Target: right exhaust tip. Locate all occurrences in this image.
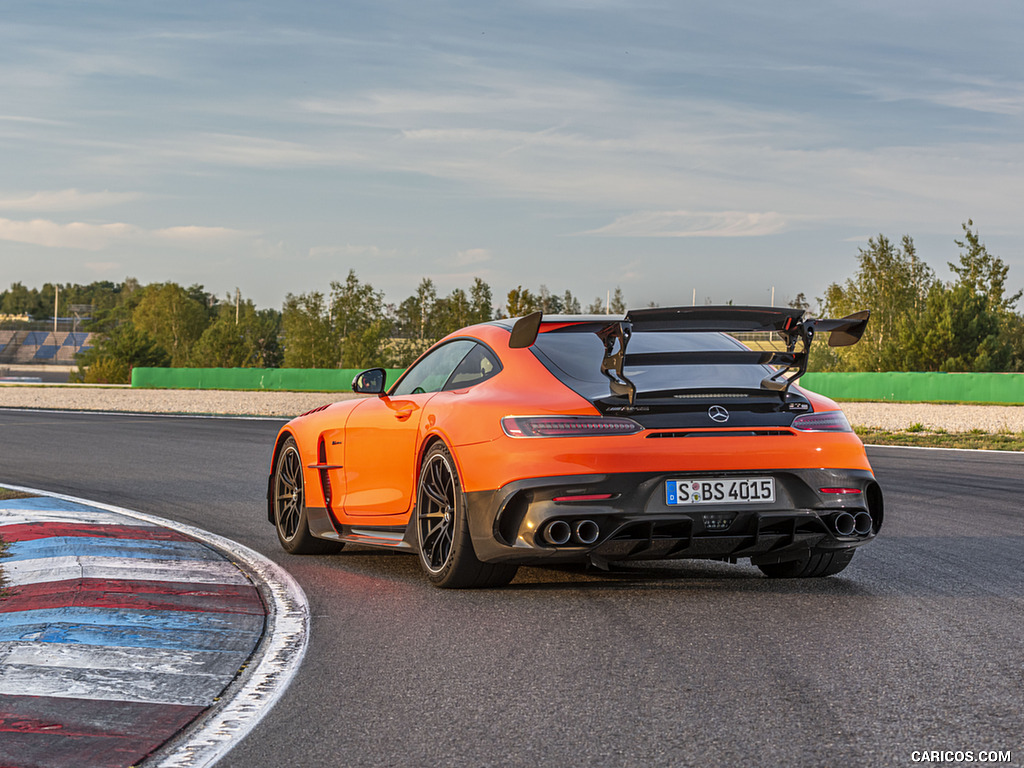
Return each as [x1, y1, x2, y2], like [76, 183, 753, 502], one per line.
[853, 511, 874, 536]
[574, 519, 600, 545]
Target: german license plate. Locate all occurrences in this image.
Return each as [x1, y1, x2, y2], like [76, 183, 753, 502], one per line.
[666, 477, 775, 505]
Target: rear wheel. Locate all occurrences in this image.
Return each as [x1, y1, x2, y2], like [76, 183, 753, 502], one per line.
[756, 548, 855, 578]
[416, 443, 517, 589]
[273, 437, 342, 555]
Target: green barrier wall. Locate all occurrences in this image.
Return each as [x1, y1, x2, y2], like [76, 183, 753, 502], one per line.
[131, 367, 407, 392]
[131, 367, 1024, 402]
[800, 372, 1024, 404]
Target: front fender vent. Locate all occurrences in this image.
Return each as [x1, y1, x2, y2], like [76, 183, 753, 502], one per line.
[318, 437, 332, 509]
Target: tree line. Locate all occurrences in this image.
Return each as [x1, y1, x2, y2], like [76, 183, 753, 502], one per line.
[812, 221, 1024, 372]
[0, 274, 624, 383]
[3, 220, 1020, 382]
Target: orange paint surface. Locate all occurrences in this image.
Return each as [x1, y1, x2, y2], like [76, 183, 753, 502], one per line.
[275, 322, 873, 529]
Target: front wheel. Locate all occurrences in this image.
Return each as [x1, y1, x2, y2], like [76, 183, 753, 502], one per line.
[416, 443, 517, 589]
[273, 437, 342, 555]
[756, 548, 855, 578]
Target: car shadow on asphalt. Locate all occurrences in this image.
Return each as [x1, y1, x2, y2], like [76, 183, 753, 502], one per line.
[504, 561, 877, 596]
[316, 535, 1024, 598]
[315, 547, 877, 596]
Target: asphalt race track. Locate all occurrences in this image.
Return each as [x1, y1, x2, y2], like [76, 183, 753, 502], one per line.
[1, 410, 1022, 767]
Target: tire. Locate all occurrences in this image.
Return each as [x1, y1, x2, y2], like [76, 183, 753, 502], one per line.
[415, 443, 518, 589]
[756, 548, 855, 578]
[273, 437, 343, 555]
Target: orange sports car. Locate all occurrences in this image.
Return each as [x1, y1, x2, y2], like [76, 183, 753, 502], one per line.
[267, 306, 882, 588]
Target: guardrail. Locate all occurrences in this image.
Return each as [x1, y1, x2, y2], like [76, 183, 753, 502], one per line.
[130, 367, 407, 392]
[800, 372, 1024, 404]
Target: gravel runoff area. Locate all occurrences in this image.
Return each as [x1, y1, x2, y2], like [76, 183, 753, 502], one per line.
[1, 384, 1024, 432]
[0, 386, 361, 419]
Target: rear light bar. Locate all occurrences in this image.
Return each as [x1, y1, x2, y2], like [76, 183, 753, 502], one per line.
[819, 487, 862, 495]
[501, 415, 643, 438]
[791, 411, 853, 432]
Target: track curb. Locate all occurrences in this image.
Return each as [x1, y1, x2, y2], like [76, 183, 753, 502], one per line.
[0, 484, 309, 768]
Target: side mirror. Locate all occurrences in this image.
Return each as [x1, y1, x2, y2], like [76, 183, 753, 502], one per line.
[352, 368, 386, 395]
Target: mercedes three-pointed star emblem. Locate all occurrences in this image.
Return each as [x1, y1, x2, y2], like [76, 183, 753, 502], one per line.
[708, 405, 730, 423]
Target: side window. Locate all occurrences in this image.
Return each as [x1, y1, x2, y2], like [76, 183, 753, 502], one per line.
[444, 343, 502, 390]
[391, 340, 476, 396]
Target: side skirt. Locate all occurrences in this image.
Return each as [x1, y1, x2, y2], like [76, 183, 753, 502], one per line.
[305, 506, 416, 552]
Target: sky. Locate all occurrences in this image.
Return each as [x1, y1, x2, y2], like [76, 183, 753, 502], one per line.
[2, 0, 1023, 314]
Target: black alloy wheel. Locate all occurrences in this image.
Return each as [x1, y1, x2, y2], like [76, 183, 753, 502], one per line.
[417, 447, 457, 573]
[273, 437, 342, 555]
[415, 443, 517, 588]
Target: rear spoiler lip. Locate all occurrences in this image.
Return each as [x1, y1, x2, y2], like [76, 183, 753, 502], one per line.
[508, 306, 870, 346]
[624, 305, 806, 334]
[507, 305, 871, 402]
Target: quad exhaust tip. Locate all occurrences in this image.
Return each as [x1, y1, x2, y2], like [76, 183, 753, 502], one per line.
[833, 511, 873, 537]
[543, 520, 572, 546]
[853, 511, 873, 535]
[575, 519, 600, 545]
[833, 512, 856, 537]
[542, 519, 601, 546]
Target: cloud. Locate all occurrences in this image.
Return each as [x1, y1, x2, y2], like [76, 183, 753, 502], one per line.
[161, 133, 353, 168]
[926, 88, 1024, 116]
[0, 189, 141, 212]
[0, 217, 251, 250]
[582, 211, 790, 238]
[154, 225, 252, 242]
[84, 261, 120, 272]
[0, 219, 134, 250]
[308, 244, 398, 259]
[452, 248, 491, 266]
[0, 115, 66, 126]
[864, 73, 1024, 116]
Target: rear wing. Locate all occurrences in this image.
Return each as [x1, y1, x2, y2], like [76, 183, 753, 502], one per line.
[510, 305, 869, 403]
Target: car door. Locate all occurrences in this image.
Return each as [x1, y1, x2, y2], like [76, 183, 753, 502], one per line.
[341, 339, 477, 517]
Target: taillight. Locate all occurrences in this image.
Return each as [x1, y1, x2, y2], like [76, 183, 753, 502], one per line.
[791, 411, 853, 432]
[819, 488, 862, 495]
[501, 415, 643, 438]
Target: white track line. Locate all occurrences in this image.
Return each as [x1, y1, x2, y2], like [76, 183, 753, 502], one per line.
[0, 406, 284, 421]
[0, 483, 310, 768]
[863, 443, 1024, 454]
[5, 556, 253, 587]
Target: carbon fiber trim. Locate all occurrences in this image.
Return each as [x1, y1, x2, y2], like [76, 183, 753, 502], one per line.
[464, 468, 881, 566]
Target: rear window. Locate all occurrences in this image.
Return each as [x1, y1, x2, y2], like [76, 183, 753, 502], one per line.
[531, 330, 770, 396]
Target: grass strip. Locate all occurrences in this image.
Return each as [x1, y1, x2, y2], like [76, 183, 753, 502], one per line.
[855, 427, 1024, 451]
[0, 488, 38, 500]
